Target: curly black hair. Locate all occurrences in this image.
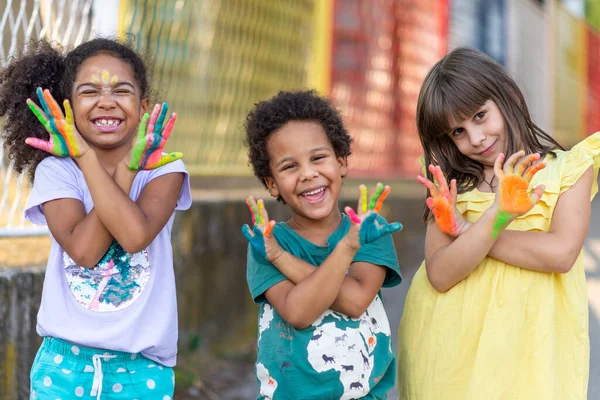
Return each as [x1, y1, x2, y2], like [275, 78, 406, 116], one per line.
[0, 37, 154, 183]
[244, 90, 352, 199]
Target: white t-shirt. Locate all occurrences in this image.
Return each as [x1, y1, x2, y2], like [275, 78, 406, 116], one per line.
[25, 156, 191, 366]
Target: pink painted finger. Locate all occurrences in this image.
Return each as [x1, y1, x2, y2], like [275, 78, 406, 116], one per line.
[345, 207, 362, 224]
[417, 175, 438, 197]
[246, 197, 257, 224]
[25, 137, 52, 152]
[264, 220, 275, 238]
[146, 104, 161, 135]
[494, 153, 506, 179]
[523, 162, 546, 181]
[151, 114, 177, 151]
[160, 113, 177, 140]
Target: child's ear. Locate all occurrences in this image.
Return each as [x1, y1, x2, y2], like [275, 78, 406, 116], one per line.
[338, 157, 348, 178]
[264, 177, 280, 198]
[140, 97, 150, 119]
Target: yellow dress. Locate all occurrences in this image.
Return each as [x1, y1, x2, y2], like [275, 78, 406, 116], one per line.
[398, 133, 600, 400]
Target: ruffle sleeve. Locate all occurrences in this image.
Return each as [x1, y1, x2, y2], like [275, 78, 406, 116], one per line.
[560, 131, 600, 200]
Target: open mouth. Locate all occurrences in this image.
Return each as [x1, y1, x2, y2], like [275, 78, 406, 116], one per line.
[299, 186, 327, 203]
[91, 117, 123, 131]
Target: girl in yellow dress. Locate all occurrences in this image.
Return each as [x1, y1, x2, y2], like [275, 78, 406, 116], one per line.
[398, 47, 599, 399]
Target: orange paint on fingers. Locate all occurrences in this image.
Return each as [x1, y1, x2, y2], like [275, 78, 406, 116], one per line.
[523, 162, 546, 181]
[264, 220, 275, 238]
[374, 186, 390, 213]
[431, 196, 457, 236]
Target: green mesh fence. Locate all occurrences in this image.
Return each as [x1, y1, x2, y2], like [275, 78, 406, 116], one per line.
[120, 0, 316, 175]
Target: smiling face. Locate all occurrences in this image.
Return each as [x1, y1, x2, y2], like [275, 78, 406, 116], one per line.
[446, 99, 507, 167]
[264, 121, 348, 225]
[71, 53, 148, 151]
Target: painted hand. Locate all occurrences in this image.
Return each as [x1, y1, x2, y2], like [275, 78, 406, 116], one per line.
[25, 88, 88, 157]
[492, 151, 546, 238]
[417, 164, 467, 237]
[127, 103, 182, 171]
[242, 196, 282, 262]
[344, 183, 403, 247]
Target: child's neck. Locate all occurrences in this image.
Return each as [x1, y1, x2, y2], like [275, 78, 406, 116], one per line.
[287, 208, 343, 246]
[88, 144, 132, 175]
[477, 166, 497, 193]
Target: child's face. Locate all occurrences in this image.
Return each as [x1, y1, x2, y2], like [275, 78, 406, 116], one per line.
[71, 53, 148, 150]
[446, 99, 506, 167]
[264, 121, 348, 223]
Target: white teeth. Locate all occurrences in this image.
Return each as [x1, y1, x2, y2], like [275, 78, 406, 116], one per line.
[94, 119, 121, 127]
[302, 187, 325, 196]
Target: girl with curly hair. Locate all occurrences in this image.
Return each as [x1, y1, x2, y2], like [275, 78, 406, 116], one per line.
[0, 38, 191, 399]
[242, 90, 403, 399]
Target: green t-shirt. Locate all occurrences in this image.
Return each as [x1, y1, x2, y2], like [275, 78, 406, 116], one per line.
[246, 214, 401, 399]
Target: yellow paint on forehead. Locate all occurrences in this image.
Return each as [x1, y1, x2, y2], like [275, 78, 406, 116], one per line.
[87, 68, 119, 85]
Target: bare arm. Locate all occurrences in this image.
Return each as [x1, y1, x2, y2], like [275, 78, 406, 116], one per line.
[421, 151, 549, 291]
[272, 251, 387, 318]
[487, 166, 593, 272]
[264, 236, 359, 330]
[424, 207, 499, 292]
[42, 166, 138, 268]
[76, 150, 183, 254]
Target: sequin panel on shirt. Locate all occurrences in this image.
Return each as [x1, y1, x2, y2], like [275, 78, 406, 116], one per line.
[63, 240, 150, 312]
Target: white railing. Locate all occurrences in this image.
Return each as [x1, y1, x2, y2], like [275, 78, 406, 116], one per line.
[0, 0, 97, 236]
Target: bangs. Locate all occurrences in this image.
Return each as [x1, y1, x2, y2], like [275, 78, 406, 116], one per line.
[421, 74, 491, 139]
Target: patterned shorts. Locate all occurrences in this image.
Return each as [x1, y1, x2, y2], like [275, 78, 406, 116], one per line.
[30, 337, 174, 400]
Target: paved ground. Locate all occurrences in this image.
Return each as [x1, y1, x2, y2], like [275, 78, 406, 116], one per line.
[383, 198, 600, 399]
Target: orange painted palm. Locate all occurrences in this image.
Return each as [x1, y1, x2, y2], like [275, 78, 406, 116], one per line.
[417, 165, 464, 237]
[492, 151, 546, 237]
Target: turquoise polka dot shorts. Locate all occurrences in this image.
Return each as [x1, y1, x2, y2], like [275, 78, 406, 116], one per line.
[30, 337, 174, 400]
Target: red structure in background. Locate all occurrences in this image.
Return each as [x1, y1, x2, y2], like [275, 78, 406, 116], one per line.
[330, 0, 448, 178]
[587, 26, 600, 137]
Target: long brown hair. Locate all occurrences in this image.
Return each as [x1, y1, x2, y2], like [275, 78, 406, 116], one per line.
[417, 47, 563, 221]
